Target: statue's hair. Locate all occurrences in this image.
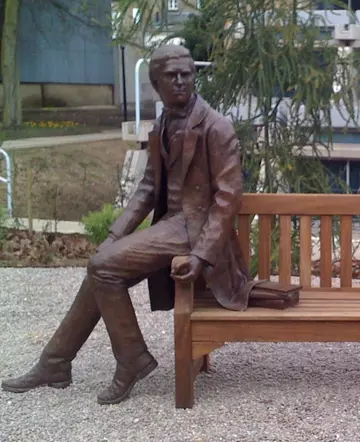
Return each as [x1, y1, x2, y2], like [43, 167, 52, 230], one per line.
[149, 44, 195, 87]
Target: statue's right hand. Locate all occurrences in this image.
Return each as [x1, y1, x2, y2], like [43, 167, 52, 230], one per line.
[96, 234, 117, 253]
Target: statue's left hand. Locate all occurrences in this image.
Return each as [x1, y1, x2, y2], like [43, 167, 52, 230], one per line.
[171, 255, 205, 283]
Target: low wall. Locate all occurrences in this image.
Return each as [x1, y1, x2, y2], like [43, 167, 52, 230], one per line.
[0, 83, 114, 107]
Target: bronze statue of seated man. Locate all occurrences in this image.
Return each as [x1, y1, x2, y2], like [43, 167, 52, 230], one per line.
[1, 45, 256, 405]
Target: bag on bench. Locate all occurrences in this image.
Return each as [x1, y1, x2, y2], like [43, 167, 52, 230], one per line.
[248, 280, 302, 310]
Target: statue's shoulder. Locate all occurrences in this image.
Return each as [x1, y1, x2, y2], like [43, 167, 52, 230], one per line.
[197, 96, 234, 132]
[205, 109, 236, 136]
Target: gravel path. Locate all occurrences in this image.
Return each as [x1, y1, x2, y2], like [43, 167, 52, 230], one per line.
[1, 268, 360, 442]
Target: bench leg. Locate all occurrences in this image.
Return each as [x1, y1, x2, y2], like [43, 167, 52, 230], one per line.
[174, 280, 195, 409]
[201, 354, 211, 373]
[175, 349, 194, 409]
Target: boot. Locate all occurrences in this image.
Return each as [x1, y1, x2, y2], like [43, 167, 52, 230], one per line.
[1, 276, 100, 393]
[92, 279, 158, 405]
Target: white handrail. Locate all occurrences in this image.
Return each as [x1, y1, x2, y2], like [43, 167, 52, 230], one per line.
[0, 147, 13, 217]
[135, 58, 149, 135]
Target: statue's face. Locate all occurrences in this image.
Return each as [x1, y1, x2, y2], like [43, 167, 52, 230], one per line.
[155, 57, 195, 108]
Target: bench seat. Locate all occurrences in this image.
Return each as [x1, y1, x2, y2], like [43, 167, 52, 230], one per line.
[192, 291, 360, 321]
[191, 291, 360, 344]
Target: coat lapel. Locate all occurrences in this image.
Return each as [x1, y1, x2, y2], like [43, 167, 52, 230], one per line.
[181, 95, 210, 181]
[168, 131, 184, 169]
[181, 129, 199, 182]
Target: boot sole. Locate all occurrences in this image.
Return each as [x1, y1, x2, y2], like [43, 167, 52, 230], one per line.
[97, 358, 158, 405]
[1, 379, 72, 393]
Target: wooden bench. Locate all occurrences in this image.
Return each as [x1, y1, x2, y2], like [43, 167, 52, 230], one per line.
[173, 193, 360, 409]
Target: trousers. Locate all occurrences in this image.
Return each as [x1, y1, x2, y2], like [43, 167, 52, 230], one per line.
[88, 212, 190, 286]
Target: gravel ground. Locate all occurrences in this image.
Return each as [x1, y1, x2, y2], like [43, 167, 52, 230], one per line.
[1, 268, 360, 442]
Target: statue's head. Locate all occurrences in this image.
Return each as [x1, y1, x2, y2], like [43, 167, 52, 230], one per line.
[149, 44, 196, 109]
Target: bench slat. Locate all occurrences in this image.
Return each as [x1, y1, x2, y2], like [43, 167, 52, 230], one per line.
[258, 215, 271, 279]
[192, 321, 360, 342]
[195, 298, 360, 308]
[300, 216, 312, 288]
[240, 194, 360, 215]
[290, 289, 360, 297]
[195, 289, 360, 301]
[340, 215, 353, 288]
[237, 214, 251, 268]
[279, 215, 292, 283]
[192, 290, 360, 321]
[320, 215, 333, 287]
[195, 298, 360, 307]
[191, 307, 360, 321]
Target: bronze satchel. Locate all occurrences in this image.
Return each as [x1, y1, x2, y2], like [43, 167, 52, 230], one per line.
[248, 280, 302, 309]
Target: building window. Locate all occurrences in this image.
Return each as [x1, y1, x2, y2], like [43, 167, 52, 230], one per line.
[132, 8, 141, 24]
[168, 0, 179, 11]
[316, 0, 360, 10]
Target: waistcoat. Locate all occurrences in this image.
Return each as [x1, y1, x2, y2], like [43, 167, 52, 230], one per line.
[160, 128, 184, 216]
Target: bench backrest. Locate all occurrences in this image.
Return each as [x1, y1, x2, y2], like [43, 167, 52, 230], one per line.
[238, 193, 360, 291]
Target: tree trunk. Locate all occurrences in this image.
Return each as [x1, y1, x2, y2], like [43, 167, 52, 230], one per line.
[1, 0, 22, 128]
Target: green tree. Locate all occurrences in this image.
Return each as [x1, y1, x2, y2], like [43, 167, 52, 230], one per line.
[175, 2, 225, 61]
[113, 0, 359, 196]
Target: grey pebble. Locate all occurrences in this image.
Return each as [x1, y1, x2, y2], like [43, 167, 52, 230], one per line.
[0, 268, 359, 442]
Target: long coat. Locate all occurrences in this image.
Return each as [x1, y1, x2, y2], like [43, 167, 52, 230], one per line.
[110, 95, 253, 311]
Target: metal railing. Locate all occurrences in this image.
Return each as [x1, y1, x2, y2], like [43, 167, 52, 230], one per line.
[0, 147, 13, 217]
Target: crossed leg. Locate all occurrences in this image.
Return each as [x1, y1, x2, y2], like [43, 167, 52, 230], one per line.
[88, 213, 191, 285]
[85, 213, 191, 404]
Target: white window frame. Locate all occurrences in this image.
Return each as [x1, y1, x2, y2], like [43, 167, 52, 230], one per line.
[168, 0, 179, 11]
[132, 7, 141, 24]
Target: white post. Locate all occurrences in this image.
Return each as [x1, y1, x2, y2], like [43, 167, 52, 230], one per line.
[346, 160, 350, 192]
[0, 148, 13, 217]
[135, 58, 147, 135]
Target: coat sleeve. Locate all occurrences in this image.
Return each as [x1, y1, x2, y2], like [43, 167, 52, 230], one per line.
[109, 155, 156, 239]
[191, 117, 243, 266]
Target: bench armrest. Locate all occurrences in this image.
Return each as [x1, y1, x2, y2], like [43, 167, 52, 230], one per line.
[174, 281, 194, 315]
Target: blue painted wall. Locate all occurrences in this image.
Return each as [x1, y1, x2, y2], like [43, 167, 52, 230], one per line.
[16, 0, 114, 84]
[319, 132, 360, 144]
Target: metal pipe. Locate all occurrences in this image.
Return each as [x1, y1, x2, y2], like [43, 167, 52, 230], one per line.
[0, 148, 13, 217]
[121, 45, 128, 122]
[135, 58, 147, 135]
[194, 61, 212, 67]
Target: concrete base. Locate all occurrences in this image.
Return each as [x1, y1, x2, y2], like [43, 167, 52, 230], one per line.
[122, 120, 154, 142]
[2, 130, 122, 150]
[116, 149, 148, 207]
[5, 218, 85, 234]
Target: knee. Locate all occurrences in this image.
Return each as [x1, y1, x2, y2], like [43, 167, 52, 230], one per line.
[87, 251, 127, 286]
[87, 252, 106, 280]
